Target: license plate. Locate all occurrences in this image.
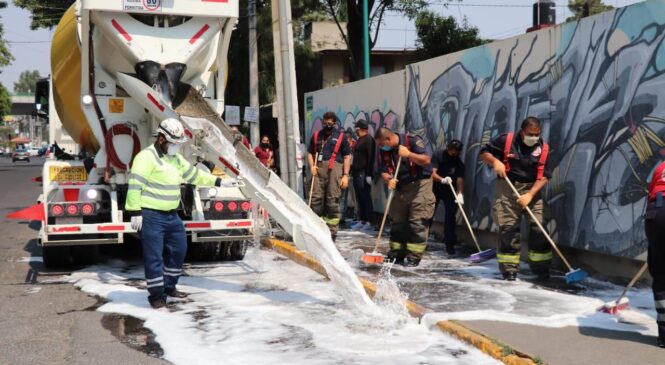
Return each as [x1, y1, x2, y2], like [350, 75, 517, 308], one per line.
[49, 166, 88, 182]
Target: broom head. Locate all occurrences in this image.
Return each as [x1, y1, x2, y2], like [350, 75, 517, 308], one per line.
[565, 268, 588, 284]
[361, 252, 384, 265]
[469, 248, 497, 263]
[598, 297, 630, 315]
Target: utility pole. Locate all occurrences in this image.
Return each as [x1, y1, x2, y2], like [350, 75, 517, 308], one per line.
[248, 0, 260, 147]
[271, 0, 288, 185]
[362, 0, 370, 79]
[272, 0, 301, 193]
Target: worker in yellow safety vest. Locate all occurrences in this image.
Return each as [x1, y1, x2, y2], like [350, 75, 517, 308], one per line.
[126, 118, 235, 309]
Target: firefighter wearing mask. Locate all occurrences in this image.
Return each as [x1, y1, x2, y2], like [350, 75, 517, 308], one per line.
[479, 117, 553, 281]
[376, 127, 435, 266]
[306, 111, 352, 241]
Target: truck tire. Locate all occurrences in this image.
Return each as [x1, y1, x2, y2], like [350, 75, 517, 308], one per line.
[228, 241, 248, 261]
[218, 242, 231, 261]
[186, 242, 219, 262]
[42, 245, 72, 269]
[70, 245, 99, 266]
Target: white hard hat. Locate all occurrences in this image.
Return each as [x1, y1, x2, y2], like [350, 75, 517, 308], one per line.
[158, 118, 188, 144]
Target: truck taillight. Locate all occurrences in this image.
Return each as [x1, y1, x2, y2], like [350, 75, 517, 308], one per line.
[66, 204, 79, 216]
[50, 204, 64, 216]
[241, 201, 251, 211]
[213, 201, 224, 212]
[81, 203, 95, 215]
[227, 201, 237, 212]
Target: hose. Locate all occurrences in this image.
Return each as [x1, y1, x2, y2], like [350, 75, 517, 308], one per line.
[104, 124, 141, 181]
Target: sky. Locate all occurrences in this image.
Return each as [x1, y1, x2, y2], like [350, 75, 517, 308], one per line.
[0, 0, 648, 93]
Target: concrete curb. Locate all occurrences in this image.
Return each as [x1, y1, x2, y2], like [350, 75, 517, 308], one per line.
[262, 238, 541, 365]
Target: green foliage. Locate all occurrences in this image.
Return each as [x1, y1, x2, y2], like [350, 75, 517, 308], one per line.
[566, 0, 613, 22]
[13, 70, 41, 94]
[13, 0, 75, 30]
[0, 83, 12, 119]
[226, 0, 323, 107]
[0, 2, 14, 72]
[414, 11, 484, 60]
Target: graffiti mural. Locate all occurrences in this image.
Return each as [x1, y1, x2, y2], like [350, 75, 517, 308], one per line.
[305, 0, 665, 258]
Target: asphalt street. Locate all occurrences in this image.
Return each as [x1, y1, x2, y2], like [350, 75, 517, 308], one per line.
[0, 156, 166, 365]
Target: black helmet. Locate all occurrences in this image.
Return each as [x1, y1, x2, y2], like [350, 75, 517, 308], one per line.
[447, 139, 463, 151]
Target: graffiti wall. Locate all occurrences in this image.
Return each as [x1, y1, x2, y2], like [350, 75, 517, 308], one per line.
[305, 0, 665, 259]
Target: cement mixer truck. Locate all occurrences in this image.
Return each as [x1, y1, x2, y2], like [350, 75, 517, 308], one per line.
[35, 0, 258, 268]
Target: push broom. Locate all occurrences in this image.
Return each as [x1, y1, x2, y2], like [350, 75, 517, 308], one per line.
[599, 262, 648, 314]
[445, 180, 496, 263]
[307, 153, 318, 207]
[504, 178, 588, 284]
[361, 157, 402, 265]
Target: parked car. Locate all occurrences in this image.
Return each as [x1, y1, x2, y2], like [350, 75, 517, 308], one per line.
[12, 148, 30, 163]
[29, 147, 41, 157]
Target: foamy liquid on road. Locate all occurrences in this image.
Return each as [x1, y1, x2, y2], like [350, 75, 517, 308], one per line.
[185, 115, 377, 314]
[62, 249, 500, 365]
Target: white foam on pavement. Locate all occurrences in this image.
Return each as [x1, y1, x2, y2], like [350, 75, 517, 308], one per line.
[336, 231, 658, 337]
[66, 248, 500, 365]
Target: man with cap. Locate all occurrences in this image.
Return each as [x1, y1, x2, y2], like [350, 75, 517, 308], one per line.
[307, 111, 352, 241]
[376, 127, 435, 266]
[350, 119, 376, 230]
[431, 139, 466, 255]
[126, 118, 236, 309]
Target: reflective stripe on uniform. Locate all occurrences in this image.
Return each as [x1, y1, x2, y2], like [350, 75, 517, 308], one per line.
[656, 300, 665, 309]
[186, 169, 199, 184]
[146, 276, 164, 283]
[142, 191, 181, 201]
[164, 266, 182, 273]
[163, 271, 182, 277]
[130, 174, 180, 191]
[390, 241, 403, 250]
[528, 250, 553, 262]
[406, 242, 426, 254]
[497, 254, 520, 264]
[322, 217, 340, 226]
[183, 165, 195, 180]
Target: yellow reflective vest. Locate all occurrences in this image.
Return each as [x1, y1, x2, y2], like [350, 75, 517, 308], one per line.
[125, 144, 218, 212]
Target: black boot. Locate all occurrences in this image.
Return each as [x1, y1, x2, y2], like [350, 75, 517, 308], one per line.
[533, 269, 550, 282]
[166, 289, 188, 298]
[149, 297, 167, 309]
[503, 272, 517, 281]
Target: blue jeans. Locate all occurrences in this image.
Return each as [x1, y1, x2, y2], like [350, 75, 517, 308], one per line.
[140, 208, 187, 302]
[352, 172, 374, 222]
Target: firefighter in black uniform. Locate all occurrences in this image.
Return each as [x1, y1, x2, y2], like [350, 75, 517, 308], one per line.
[376, 127, 435, 266]
[431, 139, 466, 255]
[479, 117, 553, 281]
[307, 111, 351, 241]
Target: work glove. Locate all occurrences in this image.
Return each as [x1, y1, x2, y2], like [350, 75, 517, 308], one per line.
[441, 176, 453, 185]
[493, 160, 507, 178]
[388, 178, 398, 190]
[397, 145, 411, 158]
[340, 174, 349, 189]
[311, 165, 318, 177]
[130, 215, 143, 231]
[365, 176, 372, 185]
[215, 177, 239, 188]
[517, 192, 533, 209]
[456, 192, 464, 205]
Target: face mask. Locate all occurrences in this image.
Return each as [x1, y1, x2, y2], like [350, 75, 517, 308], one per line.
[323, 124, 334, 132]
[167, 143, 181, 156]
[261, 143, 269, 148]
[380, 145, 392, 152]
[523, 136, 539, 147]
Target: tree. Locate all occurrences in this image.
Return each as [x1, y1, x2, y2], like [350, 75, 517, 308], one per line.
[566, 0, 613, 22]
[13, 70, 41, 94]
[0, 83, 12, 119]
[322, 0, 438, 81]
[13, 0, 75, 30]
[0, 2, 14, 71]
[414, 11, 484, 60]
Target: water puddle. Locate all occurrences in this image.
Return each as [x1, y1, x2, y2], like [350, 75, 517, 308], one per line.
[101, 313, 164, 358]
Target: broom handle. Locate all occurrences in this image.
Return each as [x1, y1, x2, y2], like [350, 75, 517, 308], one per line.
[373, 157, 402, 253]
[307, 153, 318, 207]
[616, 262, 649, 304]
[447, 180, 482, 252]
[504, 177, 574, 271]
